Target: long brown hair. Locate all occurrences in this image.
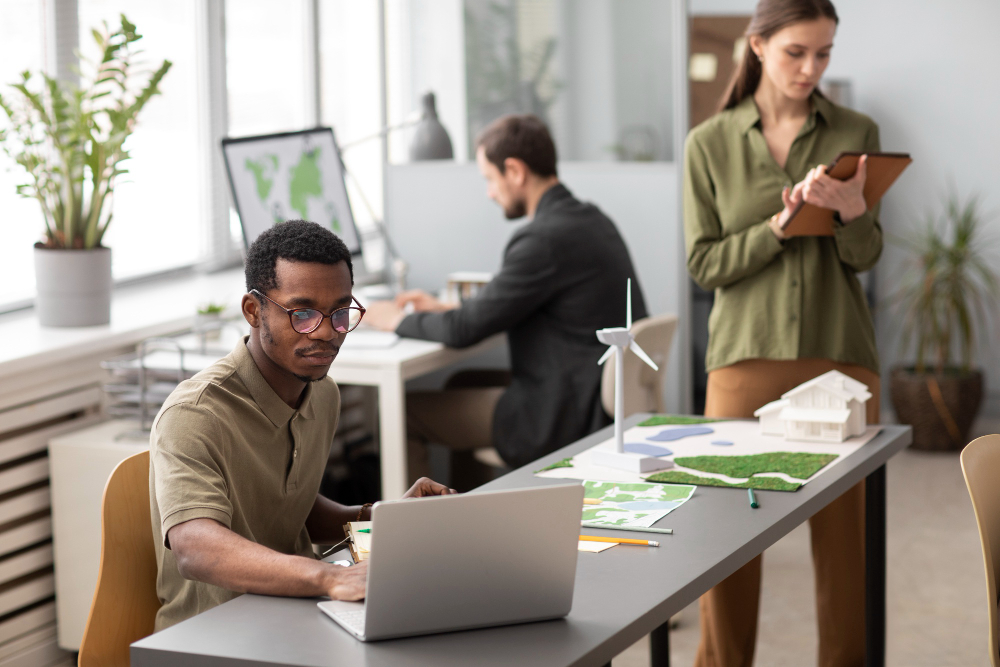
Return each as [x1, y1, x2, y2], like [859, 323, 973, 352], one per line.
[718, 0, 839, 113]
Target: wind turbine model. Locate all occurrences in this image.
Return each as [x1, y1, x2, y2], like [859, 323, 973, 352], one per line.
[591, 280, 674, 473]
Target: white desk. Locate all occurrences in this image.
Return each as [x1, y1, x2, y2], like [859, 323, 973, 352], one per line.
[331, 334, 503, 498]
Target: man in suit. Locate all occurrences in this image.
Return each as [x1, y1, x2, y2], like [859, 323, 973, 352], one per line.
[365, 114, 646, 478]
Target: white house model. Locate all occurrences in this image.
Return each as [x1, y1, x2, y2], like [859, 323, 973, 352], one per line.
[753, 370, 872, 443]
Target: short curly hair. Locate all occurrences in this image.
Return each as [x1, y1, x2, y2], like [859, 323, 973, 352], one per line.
[244, 220, 354, 294]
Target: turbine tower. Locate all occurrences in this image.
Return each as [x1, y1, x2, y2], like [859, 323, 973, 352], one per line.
[591, 280, 673, 473]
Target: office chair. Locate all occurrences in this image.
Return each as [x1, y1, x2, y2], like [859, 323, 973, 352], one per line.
[601, 314, 679, 418]
[474, 314, 680, 473]
[79, 450, 160, 667]
[961, 434, 1000, 666]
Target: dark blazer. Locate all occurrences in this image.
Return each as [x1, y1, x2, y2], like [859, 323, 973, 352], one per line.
[396, 184, 648, 468]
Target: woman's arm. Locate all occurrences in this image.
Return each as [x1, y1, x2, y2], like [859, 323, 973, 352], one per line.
[808, 123, 884, 272]
[684, 135, 786, 291]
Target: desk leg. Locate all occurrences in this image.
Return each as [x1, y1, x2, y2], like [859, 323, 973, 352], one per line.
[377, 371, 408, 499]
[865, 464, 886, 667]
[649, 620, 670, 667]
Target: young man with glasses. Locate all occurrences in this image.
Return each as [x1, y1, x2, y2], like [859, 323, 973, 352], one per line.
[365, 115, 647, 483]
[149, 220, 455, 631]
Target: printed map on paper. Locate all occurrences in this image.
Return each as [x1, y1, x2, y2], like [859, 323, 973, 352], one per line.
[581, 480, 696, 528]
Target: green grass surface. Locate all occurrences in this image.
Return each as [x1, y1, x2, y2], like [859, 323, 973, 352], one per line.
[673, 452, 837, 480]
[637, 415, 725, 427]
[646, 470, 802, 492]
[535, 457, 573, 472]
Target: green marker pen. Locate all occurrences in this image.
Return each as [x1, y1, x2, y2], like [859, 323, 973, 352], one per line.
[357, 528, 371, 533]
[748, 488, 759, 509]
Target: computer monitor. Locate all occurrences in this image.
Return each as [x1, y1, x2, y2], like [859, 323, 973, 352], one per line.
[221, 128, 369, 281]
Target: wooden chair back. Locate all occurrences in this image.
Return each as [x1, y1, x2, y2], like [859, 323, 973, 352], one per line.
[961, 434, 1000, 666]
[601, 314, 679, 418]
[79, 450, 160, 667]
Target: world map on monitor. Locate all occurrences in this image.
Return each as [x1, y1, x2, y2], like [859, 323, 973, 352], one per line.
[223, 128, 361, 254]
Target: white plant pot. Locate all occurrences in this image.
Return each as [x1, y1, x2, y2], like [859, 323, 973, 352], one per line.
[33, 246, 112, 327]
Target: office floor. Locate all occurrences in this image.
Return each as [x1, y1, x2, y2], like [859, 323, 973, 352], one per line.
[613, 445, 989, 667]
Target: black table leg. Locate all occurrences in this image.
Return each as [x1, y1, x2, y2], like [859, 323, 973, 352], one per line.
[650, 620, 670, 666]
[865, 464, 886, 667]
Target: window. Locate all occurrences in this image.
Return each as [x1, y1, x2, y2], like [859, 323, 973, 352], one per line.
[319, 1, 383, 231]
[78, 0, 204, 280]
[226, 0, 310, 137]
[319, 1, 385, 270]
[0, 0, 47, 307]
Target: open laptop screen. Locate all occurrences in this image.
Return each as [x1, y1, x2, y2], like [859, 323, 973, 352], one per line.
[222, 128, 361, 255]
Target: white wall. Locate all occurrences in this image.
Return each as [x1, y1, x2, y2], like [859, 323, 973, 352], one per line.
[828, 1, 1000, 418]
[385, 161, 687, 413]
[689, 0, 1000, 418]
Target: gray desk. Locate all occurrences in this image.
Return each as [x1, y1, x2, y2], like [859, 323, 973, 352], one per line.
[132, 417, 911, 667]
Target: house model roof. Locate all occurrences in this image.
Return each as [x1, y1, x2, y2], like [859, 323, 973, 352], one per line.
[781, 370, 872, 403]
[753, 398, 789, 417]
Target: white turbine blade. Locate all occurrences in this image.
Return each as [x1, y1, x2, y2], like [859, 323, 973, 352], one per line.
[629, 341, 659, 371]
[626, 278, 632, 330]
[597, 345, 615, 366]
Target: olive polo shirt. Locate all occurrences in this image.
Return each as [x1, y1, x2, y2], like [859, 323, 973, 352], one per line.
[683, 92, 882, 374]
[149, 337, 340, 631]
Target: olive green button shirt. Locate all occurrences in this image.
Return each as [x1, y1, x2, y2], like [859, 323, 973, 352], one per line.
[683, 92, 882, 374]
[149, 337, 340, 631]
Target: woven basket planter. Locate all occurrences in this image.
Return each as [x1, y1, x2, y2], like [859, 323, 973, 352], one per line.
[889, 366, 983, 451]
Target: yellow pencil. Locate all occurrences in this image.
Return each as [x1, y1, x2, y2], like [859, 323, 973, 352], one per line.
[582, 498, 602, 505]
[580, 535, 659, 547]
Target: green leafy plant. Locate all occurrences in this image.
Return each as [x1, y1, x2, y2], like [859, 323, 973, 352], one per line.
[0, 14, 171, 249]
[890, 193, 999, 374]
[197, 303, 226, 316]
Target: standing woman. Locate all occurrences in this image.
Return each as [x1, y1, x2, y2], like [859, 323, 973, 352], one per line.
[683, 1, 880, 666]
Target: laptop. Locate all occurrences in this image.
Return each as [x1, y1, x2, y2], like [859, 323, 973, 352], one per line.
[318, 484, 584, 641]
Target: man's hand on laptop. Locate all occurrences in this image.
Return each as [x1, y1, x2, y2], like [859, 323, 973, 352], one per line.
[395, 290, 457, 313]
[325, 560, 368, 601]
[402, 477, 458, 498]
[363, 301, 406, 332]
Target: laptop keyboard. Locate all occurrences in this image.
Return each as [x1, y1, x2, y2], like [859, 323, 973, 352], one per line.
[334, 609, 366, 634]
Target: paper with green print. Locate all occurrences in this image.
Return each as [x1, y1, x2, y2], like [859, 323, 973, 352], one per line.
[580, 480, 696, 528]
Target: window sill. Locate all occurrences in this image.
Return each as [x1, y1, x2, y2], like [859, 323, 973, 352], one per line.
[0, 267, 246, 381]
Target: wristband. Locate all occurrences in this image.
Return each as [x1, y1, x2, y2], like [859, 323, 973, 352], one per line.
[356, 503, 372, 522]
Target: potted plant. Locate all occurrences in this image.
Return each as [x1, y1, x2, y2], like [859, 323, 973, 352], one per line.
[195, 302, 227, 342]
[888, 193, 999, 450]
[0, 15, 170, 326]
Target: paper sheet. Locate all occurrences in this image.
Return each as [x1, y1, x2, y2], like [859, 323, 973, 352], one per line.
[537, 421, 881, 490]
[578, 541, 616, 553]
[580, 480, 695, 528]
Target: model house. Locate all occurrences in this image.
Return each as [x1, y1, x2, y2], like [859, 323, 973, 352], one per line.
[754, 370, 872, 443]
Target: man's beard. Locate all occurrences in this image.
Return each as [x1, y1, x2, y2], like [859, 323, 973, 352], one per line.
[261, 317, 324, 383]
[503, 198, 527, 220]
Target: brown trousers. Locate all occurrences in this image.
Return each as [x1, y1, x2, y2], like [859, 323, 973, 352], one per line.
[405, 371, 508, 488]
[694, 359, 880, 667]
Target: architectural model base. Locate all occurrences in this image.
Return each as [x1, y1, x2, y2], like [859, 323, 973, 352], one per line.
[591, 449, 674, 474]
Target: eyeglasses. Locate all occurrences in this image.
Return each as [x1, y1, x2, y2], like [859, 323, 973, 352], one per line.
[250, 289, 366, 334]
